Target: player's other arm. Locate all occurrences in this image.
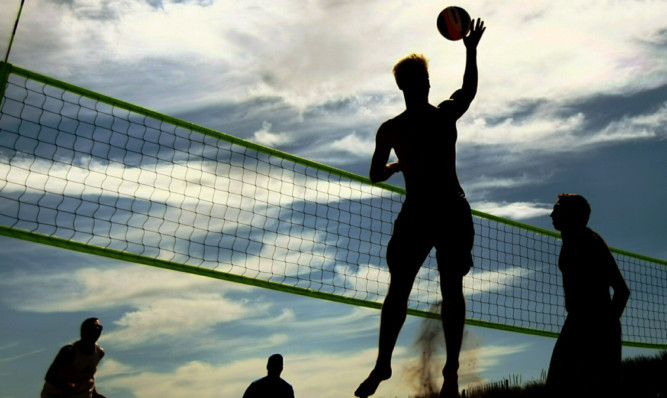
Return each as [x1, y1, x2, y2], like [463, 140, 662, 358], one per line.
[607, 251, 630, 320]
[369, 123, 400, 184]
[44, 345, 76, 390]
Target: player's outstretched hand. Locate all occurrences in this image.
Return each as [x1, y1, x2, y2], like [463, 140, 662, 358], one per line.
[463, 18, 485, 49]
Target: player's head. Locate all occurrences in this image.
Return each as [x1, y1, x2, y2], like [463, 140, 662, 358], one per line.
[551, 193, 591, 231]
[267, 353, 284, 377]
[393, 53, 430, 93]
[80, 317, 103, 342]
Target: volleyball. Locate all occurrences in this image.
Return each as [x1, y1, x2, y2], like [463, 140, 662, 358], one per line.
[436, 6, 471, 41]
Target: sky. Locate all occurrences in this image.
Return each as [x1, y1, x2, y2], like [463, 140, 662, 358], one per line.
[0, 0, 665, 397]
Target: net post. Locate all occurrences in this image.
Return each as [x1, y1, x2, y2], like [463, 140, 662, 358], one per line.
[0, 61, 12, 108]
[4, 0, 26, 63]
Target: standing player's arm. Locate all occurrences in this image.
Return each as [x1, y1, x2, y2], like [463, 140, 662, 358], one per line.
[91, 348, 106, 398]
[607, 251, 630, 320]
[369, 123, 400, 183]
[44, 345, 76, 390]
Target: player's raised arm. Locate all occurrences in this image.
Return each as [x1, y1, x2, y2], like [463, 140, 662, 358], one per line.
[459, 18, 486, 106]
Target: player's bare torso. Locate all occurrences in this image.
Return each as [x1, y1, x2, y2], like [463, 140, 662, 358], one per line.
[380, 101, 464, 202]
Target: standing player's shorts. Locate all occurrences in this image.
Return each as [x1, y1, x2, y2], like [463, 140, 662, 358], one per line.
[386, 196, 474, 278]
[546, 312, 622, 395]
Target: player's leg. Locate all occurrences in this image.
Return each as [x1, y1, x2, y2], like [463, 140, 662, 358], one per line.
[436, 199, 474, 398]
[375, 256, 422, 371]
[354, 279, 415, 397]
[355, 217, 430, 397]
[546, 315, 577, 397]
[439, 271, 465, 398]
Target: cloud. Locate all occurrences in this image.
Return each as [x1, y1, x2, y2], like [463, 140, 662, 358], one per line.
[464, 267, 535, 297]
[403, 265, 536, 309]
[0, 263, 248, 312]
[9, 0, 664, 121]
[97, 358, 135, 377]
[460, 111, 586, 149]
[252, 121, 292, 147]
[329, 132, 375, 158]
[471, 201, 553, 220]
[464, 173, 549, 201]
[103, 294, 252, 348]
[97, 347, 411, 398]
[3, 0, 665, 206]
[580, 102, 666, 145]
[335, 263, 390, 302]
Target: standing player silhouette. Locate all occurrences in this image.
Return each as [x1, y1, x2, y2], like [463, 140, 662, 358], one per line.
[355, 18, 485, 398]
[546, 194, 630, 397]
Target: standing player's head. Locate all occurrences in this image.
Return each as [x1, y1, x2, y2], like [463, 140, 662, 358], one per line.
[80, 317, 103, 342]
[393, 53, 430, 94]
[267, 353, 284, 377]
[551, 193, 591, 231]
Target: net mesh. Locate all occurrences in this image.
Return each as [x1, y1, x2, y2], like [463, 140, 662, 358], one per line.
[0, 63, 665, 348]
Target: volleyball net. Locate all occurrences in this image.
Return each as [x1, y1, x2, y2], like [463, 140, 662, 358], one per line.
[0, 62, 665, 349]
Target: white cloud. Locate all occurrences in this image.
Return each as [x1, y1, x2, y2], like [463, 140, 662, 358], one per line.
[580, 103, 667, 145]
[0, 264, 248, 312]
[460, 111, 586, 149]
[404, 265, 535, 307]
[252, 121, 292, 147]
[464, 267, 534, 297]
[466, 174, 537, 191]
[335, 263, 390, 300]
[471, 201, 553, 220]
[330, 132, 375, 157]
[97, 358, 135, 378]
[8, 0, 665, 120]
[103, 294, 251, 347]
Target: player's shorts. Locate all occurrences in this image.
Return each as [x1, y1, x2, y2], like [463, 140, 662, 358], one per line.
[386, 196, 474, 278]
[546, 312, 622, 394]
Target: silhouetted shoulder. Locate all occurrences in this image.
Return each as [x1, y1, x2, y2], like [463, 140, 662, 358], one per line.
[244, 376, 294, 398]
[377, 115, 403, 140]
[57, 344, 76, 360]
[384, 112, 407, 128]
[437, 89, 471, 120]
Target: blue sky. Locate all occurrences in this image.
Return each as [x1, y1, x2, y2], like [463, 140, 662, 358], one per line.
[0, 0, 665, 397]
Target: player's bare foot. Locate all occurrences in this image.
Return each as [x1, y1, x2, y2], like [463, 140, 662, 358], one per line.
[440, 370, 460, 398]
[354, 367, 392, 397]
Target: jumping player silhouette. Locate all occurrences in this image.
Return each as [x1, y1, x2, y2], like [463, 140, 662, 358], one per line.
[355, 18, 486, 398]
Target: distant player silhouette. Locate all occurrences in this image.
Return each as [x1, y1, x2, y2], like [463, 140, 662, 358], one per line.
[41, 318, 106, 398]
[355, 18, 486, 398]
[546, 194, 630, 397]
[243, 354, 295, 398]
